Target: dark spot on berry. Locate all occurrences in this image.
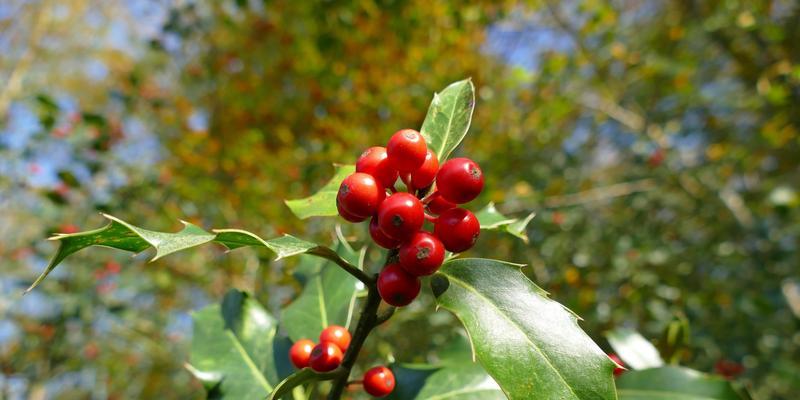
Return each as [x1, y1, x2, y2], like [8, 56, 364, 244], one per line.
[416, 246, 430, 260]
[392, 214, 404, 227]
[340, 183, 350, 196]
[469, 166, 481, 180]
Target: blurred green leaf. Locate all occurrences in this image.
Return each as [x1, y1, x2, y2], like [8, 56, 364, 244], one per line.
[431, 258, 616, 399]
[388, 363, 503, 400]
[188, 290, 280, 399]
[606, 328, 664, 370]
[617, 366, 745, 400]
[415, 363, 504, 399]
[284, 164, 355, 220]
[281, 233, 364, 342]
[385, 364, 440, 400]
[475, 202, 536, 243]
[420, 79, 475, 162]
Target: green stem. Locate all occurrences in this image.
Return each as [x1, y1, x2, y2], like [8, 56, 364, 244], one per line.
[310, 246, 373, 285]
[327, 249, 397, 399]
[327, 283, 382, 399]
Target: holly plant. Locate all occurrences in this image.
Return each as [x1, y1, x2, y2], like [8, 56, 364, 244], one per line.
[27, 80, 748, 399]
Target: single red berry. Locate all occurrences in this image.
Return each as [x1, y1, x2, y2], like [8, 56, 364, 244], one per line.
[399, 232, 445, 276]
[410, 149, 438, 190]
[319, 325, 351, 353]
[386, 129, 427, 172]
[426, 195, 456, 215]
[338, 200, 367, 223]
[356, 146, 399, 188]
[715, 359, 744, 379]
[377, 263, 421, 307]
[608, 354, 625, 377]
[433, 208, 480, 253]
[309, 342, 343, 372]
[363, 366, 396, 397]
[377, 193, 424, 241]
[435, 157, 484, 204]
[369, 216, 401, 249]
[289, 339, 315, 369]
[337, 172, 385, 218]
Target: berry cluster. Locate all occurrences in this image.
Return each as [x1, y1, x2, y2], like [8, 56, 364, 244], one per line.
[337, 129, 484, 307]
[289, 325, 396, 397]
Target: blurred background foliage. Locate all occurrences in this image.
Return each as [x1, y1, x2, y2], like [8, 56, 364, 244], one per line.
[1, 0, 798, 398]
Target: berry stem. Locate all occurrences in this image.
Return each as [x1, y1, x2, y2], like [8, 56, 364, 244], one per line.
[309, 247, 373, 286]
[326, 250, 398, 399]
[421, 190, 439, 204]
[400, 173, 412, 190]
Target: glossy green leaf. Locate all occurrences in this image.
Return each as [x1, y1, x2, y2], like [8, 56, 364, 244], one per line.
[475, 202, 536, 243]
[415, 363, 505, 400]
[617, 366, 745, 400]
[606, 328, 664, 370]
[431, 258, 617, 400]
[420, 79, 475, 162]
[284, 164, 355, 219]
[188, 290, 280, 399]
[388, 363, 503, 400]
[266, 367, 340, 400]
[29, 214, 355, 293]
[385, 364, 440, 400]
[281, 232, 365, 342]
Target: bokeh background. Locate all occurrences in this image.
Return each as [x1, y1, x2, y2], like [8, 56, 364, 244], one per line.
[1, 0, 799, 399]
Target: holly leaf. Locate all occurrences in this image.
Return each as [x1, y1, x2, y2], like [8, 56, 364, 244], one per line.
[475, 202, 536, 243]
[28, 214, 360, 293]
[284, 164, 355, 219]
[606, 328, 664, 370]
[266, 367, 340, 400]
[384, 364, 439, 400]
[420, 79, 475, 162]
[431, 258, 617, 400]
[387, 363, 503, 400]
[617, 366, 745, 400]
[187, 290, 283, 399]
[281, 231, 365, 342]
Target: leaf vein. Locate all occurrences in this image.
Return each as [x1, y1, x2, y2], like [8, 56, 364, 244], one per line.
[444, 274, 580, 399]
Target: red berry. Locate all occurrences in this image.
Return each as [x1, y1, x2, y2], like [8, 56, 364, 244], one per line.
[377, 263, 421, 307]
[426, 195, 456, 215]
[338, 200, 367, 223]
[356, 146, 399, 188]
[715, 359, 744, 379]
[337, 173, 385, 218]
[289, 339, 315, 369]
[410, 149, 438, 190]
[377, 193, 424, 241]
[608, 354, 625, 377]
[436, 158, 484, 204]
[369, 216, 401, 249]
[433, 208, 480, 253]
[309, 342, 343, 372]
[386, 129, 427, 172]
[319, 325, 351, 353]
[399, 232, 445, 276]
[363, 366, 396, 397]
